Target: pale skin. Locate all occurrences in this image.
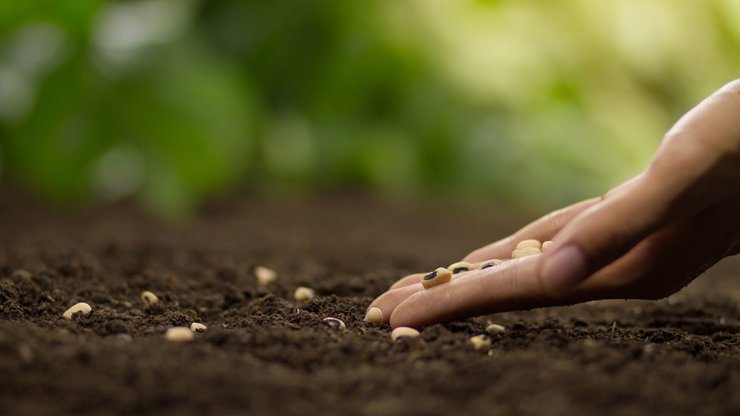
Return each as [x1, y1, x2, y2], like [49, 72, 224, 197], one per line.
[369, 80, 740, 328]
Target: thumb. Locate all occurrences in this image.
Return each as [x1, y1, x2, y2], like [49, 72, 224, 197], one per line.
[537, 174, 674, 296]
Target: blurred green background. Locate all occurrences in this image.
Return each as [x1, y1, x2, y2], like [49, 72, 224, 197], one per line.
[1, 0, 739, 217]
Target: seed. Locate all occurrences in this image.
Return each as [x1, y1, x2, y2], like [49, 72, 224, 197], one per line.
[294, 286, 315, 301]
[254, 266, 277, 286]
[364, 307, 383, 324]
[511, 247, 541, 258]
[391, 327, 420, 341]
[480, 259, 503, 269]
[421, 267, 452, 289]
[486, 324, 506, 335]
[469, 335, 491, 353]
[541, 241, 554, 252]
[323, 317, 346, 331]
[516, 239, 541, 250]
[447, 261, 472, 274]
[190, 322, 207, 333]
[140, 290, 159, 305]
[63, 302, 92, 320]
[165, 327, 194, 342]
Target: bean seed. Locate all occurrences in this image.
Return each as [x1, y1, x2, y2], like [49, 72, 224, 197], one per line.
[541, 241, 554, 252]
[63, 302, 92, 320]
[323, 317, 346, 331]
[254, 266, 277, 286]
[364, 307, 383, 324]
[391, 327, 420, 341]
[190, 322, 207, 333]
[511, 247, 541, 258]
[165, 327, 194, 342]
[480, 259, 503, 269]
[140, 290, 158, 305]
[486, 324, 506, 335]
[470, 335, 491, 353]
[294, 286, 315, 301]
[447, 261, 472, 274]
[421, 267, 452, 289]
[516, 239, 541, 250]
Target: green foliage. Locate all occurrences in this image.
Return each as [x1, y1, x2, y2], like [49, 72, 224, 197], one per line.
[1, 0, 739, 216]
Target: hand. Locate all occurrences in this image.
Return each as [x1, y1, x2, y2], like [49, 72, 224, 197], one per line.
[369, 80, 740, 328]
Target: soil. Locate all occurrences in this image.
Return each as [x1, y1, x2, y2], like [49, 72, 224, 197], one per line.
[0, 189, 738, 416]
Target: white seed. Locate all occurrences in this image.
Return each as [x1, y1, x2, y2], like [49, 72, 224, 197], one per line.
[486, 324, 506, 335]
[254, 266, 277, 286]
[391, 327, 420, 341]
[294, 286, 315, 301]
[63, 302, 92, 320]
[190, 322, 207, 333]
[511, 247, 541, 258]
[165, 327, 194, 342]
[516, 239, 541, 250]
[140, 290, 159, 305]
[421, 267, 452, 289]
[470, 334, 491, 353]
[480, 259, 503, 269]
[541, 241, 554, 252]
[323, 317, 346, 331]
[364, 307, 384, 324]
[447, 261, 472, 274]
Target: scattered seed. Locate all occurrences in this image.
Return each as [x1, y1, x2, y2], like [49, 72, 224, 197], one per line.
[480, 259, 503, 269]
[140, 290, 159, 305]
[294, 286, 315, 301]
[421, 267, 452, 289]
[516, 239, 541, 250]
[63, 302, 92, 320]
[190, 322, 207, 333]
[511, 247, 541, 258]
[391, 327, 420, 341]
[323, 317, 346, 331]
[486, 324, 506, 335]
[165, 327, 194, 342]
[470, 335, 491, 353]
[447, 261, 472, 274]
[254, 266, 277, 286]
[541, 241, 554, 252]
[364, 307, 383, 324]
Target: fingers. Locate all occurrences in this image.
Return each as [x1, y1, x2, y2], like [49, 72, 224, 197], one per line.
[462, 197, 601, 263]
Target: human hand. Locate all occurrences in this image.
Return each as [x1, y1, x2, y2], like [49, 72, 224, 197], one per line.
[368, 80, 740, 328]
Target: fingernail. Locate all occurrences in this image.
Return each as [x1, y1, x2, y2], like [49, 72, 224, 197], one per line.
[540, 244, 587, 294]
[364, 307, 383, 324]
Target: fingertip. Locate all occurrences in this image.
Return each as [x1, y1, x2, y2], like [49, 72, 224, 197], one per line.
[389, 291, 425, 329]
[538, 243, 588, 297]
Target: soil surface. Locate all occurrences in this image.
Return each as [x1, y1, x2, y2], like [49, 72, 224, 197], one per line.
[1, 190, 738, 416]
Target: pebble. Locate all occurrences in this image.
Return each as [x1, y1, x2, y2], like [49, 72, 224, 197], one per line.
[294, 286, 315, 301]
[486, 324, 506, 335]
[391, 327, 420, 341]
[511, 247, 541, 258]
[421, 267, 452, 289]
[190, 322, 207, 333]
[140, 290, 159, 305]
[516, 239, 541, 250]
[254, 266, 278, 286]
[470, 335, 491, 353]
[447, 261, 472, 274]
[364, 307, 383, 324]
[323, 317, 346, 331]
[165, 327, 194, 342]
[63, 302, 92, 320]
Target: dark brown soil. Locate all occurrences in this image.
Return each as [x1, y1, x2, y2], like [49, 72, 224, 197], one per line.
[1, 190, 738, 416]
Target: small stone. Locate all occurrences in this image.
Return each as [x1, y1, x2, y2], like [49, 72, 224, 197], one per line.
[190, 322, 207, 333]
[470, 335, 491, 353]
[63, 302, 92, 320]
[486, 324, 506, 335]
[165, 327, 194, 342]
[294, 286, 315, 302]
[254, 266, 278, 286]
[323, 317, 346, 331]
[391, 327, 420, 341]
[140, 291, 159, 305]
